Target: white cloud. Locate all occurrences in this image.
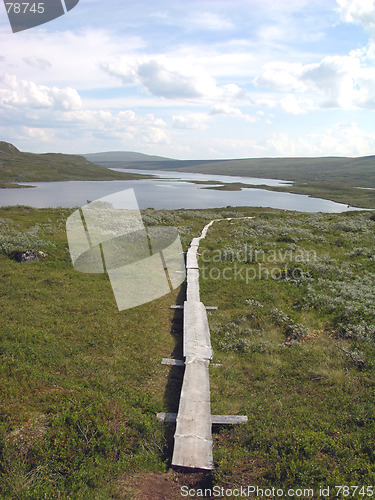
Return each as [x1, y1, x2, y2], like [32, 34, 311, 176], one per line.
[0, 74, 171, 151]
[172, 114, 209, 130]
[257, 24, 288, 42]
[23, 57, 52, 70]
[262, 124, 375, 157]
[136, 60, 202, 98]
[280, 94, 313, 114]
[188, 12, 234, 31]
[101, 57, 213, 98]
[0, 74, 82, 110]
[210, 103, 256, 122]
[23, 127, 52, 142]
[336, 0, 375, 37]
[301, 55, 362, 107]
[253, 62, 306, 91]
[60, 109, 170, 145]
[254, 53, 375, 111]
[202, 122, 375, 158]
[101, 56, 240, 101]
[317, 122, 375, 156]
[1, 28, 145, 90]
[253, 97, 277, 109]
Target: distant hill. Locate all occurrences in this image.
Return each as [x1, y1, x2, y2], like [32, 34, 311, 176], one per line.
[100, 156, 375, 188]
[0, 142, 151, 183]
[82, 151, 174, 163]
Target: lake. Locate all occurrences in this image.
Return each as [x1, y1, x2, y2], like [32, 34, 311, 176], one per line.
[0, 168, 363, 212]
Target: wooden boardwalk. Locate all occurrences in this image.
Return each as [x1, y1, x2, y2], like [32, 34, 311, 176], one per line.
[172, 220, 215, 469]
[158, 218, 251, 470]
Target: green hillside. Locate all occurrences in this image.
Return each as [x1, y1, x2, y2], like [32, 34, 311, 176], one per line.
[100, 156, 375, 208]
[82, 151, 174, 163]
[100, 156, 375, 187]
[0, 142, 153, 183]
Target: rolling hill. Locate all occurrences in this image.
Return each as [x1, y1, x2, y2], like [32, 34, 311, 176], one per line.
[92, 156, 375, 188]
[82, 151, 174, 163]
[0, 142, 152, 183]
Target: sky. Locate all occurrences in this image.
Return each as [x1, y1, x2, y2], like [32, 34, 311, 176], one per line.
[0, 0, 375, 159]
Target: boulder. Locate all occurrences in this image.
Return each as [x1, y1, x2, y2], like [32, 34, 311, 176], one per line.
[13, 250, 47, 262]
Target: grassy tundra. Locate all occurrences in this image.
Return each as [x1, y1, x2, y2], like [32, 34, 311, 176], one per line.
[0, 205, 375, 499]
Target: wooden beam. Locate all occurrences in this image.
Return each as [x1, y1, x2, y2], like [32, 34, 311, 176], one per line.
[157, 413, 248, 425]
[157, 412, 177, 422]
[161, 358, 185, 367]
[211, 415, 248, 425]
[170, 305, 218, 310]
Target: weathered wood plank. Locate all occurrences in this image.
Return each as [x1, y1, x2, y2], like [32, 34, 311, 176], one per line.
[170, 305, 218, 310]
[183, 301, 212, 360]
[211, 415, 248, 425]
[157, 413, 248, 425]
[186, 268, 200, 302]
[186, 251, 199, 269]
[161, 358, 185, 366]
[172, 358, 213, 470]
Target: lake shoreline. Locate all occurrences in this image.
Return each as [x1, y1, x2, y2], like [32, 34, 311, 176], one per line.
[0, 168, 372, 212]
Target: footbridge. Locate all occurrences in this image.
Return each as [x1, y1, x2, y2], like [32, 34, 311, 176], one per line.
[157, 218, 251, 470]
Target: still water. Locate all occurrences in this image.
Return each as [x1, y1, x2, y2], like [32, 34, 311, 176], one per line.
[0, 169, 362, 212]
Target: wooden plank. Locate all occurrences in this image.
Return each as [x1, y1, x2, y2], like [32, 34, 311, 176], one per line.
[156, 412, 177, 422]
[211, 415, 248, 425]
[186, 269, 200, 302]
[157, 413, 248, 425]
[186, 251, 199, 269]
[172, 358, 213, 470]
[183, 301, 212, 360]
[170, 305, 217, 310]
[161, 358, 185, 367]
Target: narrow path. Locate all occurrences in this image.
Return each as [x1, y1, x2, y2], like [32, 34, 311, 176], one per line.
[171, 217, 252, 470]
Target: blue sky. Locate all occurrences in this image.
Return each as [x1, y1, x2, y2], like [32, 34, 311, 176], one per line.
[1, 0, 375, 158]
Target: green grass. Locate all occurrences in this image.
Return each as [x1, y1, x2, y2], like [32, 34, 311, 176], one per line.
[199, 210, 375, 496]
[204, 181, 375, 209]
[0, 183, 35, 189]
[1, 206, 375, 498]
